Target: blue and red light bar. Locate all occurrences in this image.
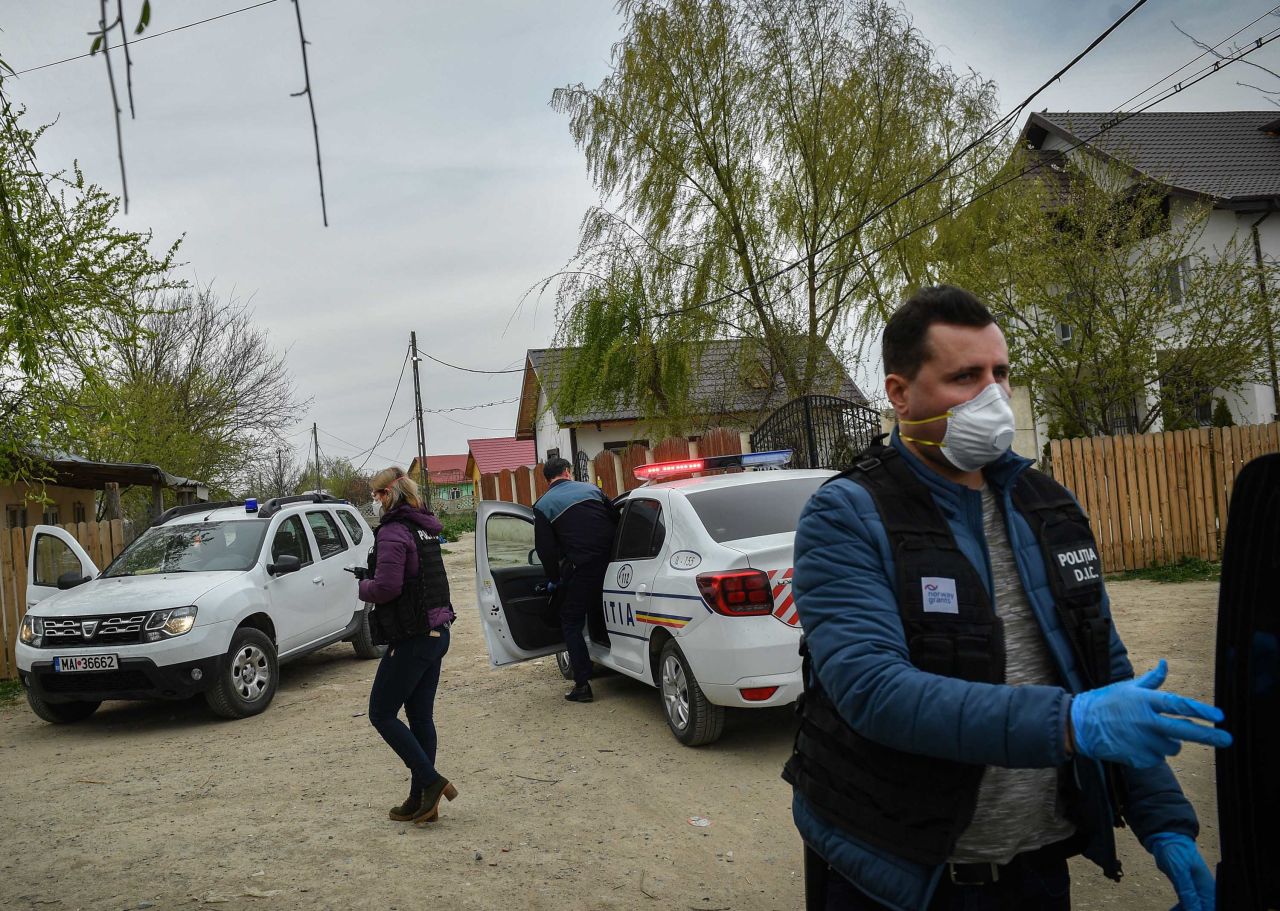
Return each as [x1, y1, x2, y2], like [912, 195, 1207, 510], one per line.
[633, 449, 793, 481]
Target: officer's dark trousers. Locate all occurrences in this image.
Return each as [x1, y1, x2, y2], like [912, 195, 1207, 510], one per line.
[560, 561, 606, 687]
[817, 845, 1071, 911]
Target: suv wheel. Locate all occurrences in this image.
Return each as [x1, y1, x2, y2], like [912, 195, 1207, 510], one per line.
[27, 689, 100, 724]
[205, 627, 278, 719]
[350, 604, 386, 659]
[658, 640, 724, 746]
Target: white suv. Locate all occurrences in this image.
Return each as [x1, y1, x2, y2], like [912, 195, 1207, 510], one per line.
[16, 494, 382, 723]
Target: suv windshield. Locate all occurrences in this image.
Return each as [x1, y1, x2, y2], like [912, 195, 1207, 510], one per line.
[103, 521, 269, 577]
[685, 476, 826, 543]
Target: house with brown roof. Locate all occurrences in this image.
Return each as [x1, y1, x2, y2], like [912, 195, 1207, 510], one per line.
[1022, 110, 1280, 430]
[514, 340, 865, 471]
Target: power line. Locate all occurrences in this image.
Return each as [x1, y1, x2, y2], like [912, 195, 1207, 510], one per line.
[357, 346, 412, 473]
[419, 352, 524, 375]
[318, 420, 414, 466]
[12, 1, 283, 77]
[424, 397, 518, 413]
[431, 412, 517, 433]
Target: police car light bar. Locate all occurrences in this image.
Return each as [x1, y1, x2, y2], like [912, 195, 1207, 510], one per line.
[633, 449, 793, 481]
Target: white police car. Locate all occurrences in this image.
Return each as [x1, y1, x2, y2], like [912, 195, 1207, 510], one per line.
[16, 494, 380, 723]
[474, 451, 834, 745]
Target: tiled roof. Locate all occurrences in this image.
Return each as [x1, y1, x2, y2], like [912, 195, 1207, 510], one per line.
[410, 454, 470, 484]
[466, 437, 537, 475]
[1026, 111, 1280, 202]
[522, 339, 865, 430]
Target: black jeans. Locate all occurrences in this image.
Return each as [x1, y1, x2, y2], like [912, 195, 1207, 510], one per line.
[560, 562, 606, 686]
[368, 628, 450, 793]
[821, 844, 1072, 911]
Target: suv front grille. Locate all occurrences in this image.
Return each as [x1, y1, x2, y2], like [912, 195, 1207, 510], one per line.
[41, 614, 148, 647]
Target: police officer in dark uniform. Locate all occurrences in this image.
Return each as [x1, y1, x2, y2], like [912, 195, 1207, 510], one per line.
[534, 457, 618, 702]
[786, 286, 1232, 910]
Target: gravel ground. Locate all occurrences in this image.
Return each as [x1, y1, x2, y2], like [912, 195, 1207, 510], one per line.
[0, 534, 1222, 910]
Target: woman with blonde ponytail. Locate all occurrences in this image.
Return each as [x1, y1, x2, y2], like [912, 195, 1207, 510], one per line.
[357, 466, 458, 825]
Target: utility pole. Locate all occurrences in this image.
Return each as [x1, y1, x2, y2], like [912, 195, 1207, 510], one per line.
[312, 422, 322, 494]
[410, 331, 430, 504]
[276, 449, 285, 498]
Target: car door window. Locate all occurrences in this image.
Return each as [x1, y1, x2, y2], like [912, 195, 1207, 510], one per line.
[613, 499, 665, 561]
[487, 514, 535, 568]
[33, 533, 84, 586]
[335, 510, 364, 544]
[271, 515, 314, 567]
[306, 511, 348, 560]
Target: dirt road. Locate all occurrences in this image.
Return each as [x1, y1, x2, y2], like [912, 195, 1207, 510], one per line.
[0, 534, 1222, 911]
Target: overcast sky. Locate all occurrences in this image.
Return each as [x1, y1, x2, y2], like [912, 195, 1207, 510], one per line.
[8, 0, 1279, 470]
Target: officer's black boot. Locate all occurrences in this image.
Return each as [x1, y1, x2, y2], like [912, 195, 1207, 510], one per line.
[565, 683, 594, 703]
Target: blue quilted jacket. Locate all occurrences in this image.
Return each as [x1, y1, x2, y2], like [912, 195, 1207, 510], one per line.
[790, 430, 1198, 911]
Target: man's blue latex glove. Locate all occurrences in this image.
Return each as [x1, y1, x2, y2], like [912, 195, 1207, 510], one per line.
[1070, 660, 1232, 768]
[546, 580, 558, 594]
[1147, 832, 1216, 911]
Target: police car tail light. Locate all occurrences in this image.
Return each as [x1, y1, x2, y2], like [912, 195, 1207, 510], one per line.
[696, 569, 774, 616]
[633, 449, 793, 481]
[739, 686, 779, 701]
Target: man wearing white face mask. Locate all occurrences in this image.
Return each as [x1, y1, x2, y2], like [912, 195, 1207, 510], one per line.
[784, 285, 1230, 911]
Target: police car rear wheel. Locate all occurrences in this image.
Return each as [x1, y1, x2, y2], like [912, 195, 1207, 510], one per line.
[351, 604, 386, 659]
[659, 641, 724, 746]
[555, 650, 574, 680]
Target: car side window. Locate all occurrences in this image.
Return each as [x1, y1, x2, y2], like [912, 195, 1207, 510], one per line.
[271, 515, 314, 567]
[487, 515, 535, 568]
[336, 509, 364, 545]
[613, 499, 665, 561]
[306, 511, 348, 560]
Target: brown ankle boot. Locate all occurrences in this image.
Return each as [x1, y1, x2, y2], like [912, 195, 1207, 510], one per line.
[389, 794, 423, 822]
[413, 777, 458, 826]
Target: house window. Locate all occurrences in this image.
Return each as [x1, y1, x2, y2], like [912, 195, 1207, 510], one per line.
[42, 506, 59, 526]
[1106, 400, 1141, 435]
[1168, 257, 1191, 308]
[546, 448, 560, 461]
[6, 506, 27, 529]
[603, 439, 649, 454]
[1160, 363, 1213, 429]
[73, 502, 87, 524]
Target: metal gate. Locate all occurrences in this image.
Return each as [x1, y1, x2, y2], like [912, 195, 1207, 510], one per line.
[750, 395, 883, 470]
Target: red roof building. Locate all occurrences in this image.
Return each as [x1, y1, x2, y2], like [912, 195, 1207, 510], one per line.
[409, 454, 470, 486]
[465, 437, 537, 481]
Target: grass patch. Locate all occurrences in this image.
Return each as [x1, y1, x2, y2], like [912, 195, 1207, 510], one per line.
[0, 678, 23, 702]
[1112, 557, 1221, 584]
[439, 512, 476, 541]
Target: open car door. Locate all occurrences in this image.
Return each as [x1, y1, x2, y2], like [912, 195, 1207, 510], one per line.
[475, 501, 566, 666]
[26, 525, 99, 609]
[1215, 454, 1280, 910]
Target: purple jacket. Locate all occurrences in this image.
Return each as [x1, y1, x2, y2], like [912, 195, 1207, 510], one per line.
[358, 504, 454, 627]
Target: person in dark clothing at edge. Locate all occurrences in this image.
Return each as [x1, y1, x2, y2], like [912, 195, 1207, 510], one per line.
[353, 466, 459, 826]
[534, 457, 619, 703]
[784, 286, 1234, 911]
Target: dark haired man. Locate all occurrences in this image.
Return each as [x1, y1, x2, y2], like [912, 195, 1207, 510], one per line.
[785, 285, 1231, 910]
[533, 457, 618, 702]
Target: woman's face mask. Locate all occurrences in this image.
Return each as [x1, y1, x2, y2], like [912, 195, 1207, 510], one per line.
[899, 383, 1017, 472]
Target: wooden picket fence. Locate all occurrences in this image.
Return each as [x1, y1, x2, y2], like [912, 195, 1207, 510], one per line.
[1, 520, 133, 681]
[479, 428, 746, 504]
[1047, 423, 1280, 573]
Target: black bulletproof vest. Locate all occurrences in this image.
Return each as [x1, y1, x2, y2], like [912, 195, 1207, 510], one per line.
[782, 440, 1112, 866]
[367, 519, 452, 645]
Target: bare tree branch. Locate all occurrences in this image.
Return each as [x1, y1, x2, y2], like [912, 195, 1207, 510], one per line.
[289, 0, 328, 226]
[95, 0, 129, 212]
[115, 0, 136, 119]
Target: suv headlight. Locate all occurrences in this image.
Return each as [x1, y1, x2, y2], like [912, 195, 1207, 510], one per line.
[19, 614, 42, 647]
[143, 606, 197, 641]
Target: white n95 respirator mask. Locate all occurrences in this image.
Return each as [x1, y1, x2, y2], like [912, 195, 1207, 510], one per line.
[899, 383, 1017, 472]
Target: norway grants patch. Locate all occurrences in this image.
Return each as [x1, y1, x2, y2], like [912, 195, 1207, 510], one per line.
[1053, 542, 1102, 591]
[921, 577, 959, 614]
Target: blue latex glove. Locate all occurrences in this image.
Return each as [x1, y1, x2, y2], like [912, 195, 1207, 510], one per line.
[545, 580, 558, 594]
[1070, 660, 1232, 767]
[1148, 832, 1216, 911]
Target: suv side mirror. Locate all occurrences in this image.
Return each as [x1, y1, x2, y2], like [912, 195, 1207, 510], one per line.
[268, 554, 302, 576]
[56, 571, 90, 590]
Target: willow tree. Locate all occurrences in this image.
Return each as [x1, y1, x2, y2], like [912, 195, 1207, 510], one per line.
[545, 0, 1001, 429]
[941, 154, 1272, 438]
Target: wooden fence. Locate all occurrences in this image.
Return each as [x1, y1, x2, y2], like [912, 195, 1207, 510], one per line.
[1, 520, 133, 681]
[480, 428, 747, 504]
[1047, 424, 1280, 572]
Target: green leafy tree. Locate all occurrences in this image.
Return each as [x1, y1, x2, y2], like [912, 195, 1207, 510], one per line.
[294, 456, 368, 505]
[944, 155, 1270, 437]
[543, 0, 1001, 430]
[0, 105, 180, 484]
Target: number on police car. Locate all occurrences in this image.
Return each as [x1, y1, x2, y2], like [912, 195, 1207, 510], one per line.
[53, 654, 119, 672]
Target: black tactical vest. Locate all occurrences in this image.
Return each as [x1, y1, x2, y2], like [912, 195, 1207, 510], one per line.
[366, 519, 452, 645]
[782, 440, 1113, 866]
